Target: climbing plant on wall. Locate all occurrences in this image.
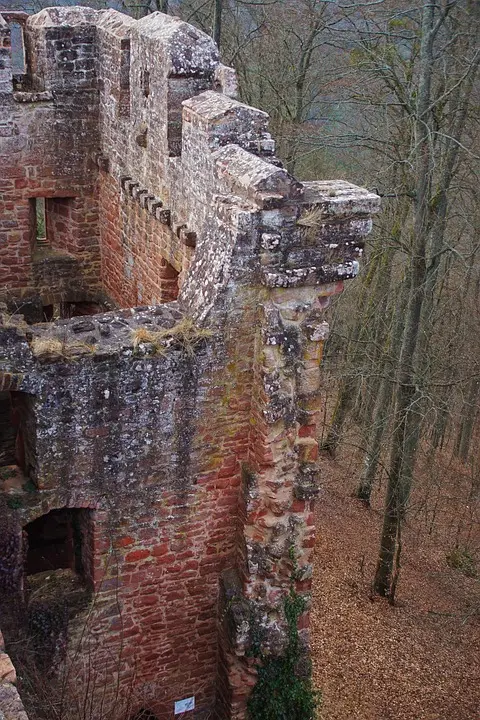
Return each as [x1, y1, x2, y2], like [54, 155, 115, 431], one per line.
[247, 588, 319, 720]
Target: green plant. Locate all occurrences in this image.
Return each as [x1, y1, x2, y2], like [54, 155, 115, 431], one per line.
[22, 479, 37, 494]
[446, 546, 477, 578]
[247, 587, 320, 720]
[0, 467, 16, 481]
[6, 496, 23, 509]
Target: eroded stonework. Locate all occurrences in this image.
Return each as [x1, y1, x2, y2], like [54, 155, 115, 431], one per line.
[0, 7, 380, 719]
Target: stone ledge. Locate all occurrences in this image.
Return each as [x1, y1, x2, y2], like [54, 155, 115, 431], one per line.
[301, 180, 381, 218]
[214, 144, 302, 208]
[13, 91, 53, 104]
[0, 302, 216, 364]
[261, 262, 360, 288]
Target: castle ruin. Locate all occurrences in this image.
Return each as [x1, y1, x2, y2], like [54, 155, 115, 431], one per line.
[0, 7, 379, 719]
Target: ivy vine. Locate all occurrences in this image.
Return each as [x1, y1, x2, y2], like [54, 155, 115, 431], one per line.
[247, 552, 320, 719]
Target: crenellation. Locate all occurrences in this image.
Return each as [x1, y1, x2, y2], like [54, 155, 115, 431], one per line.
[0, 7, 380, 720]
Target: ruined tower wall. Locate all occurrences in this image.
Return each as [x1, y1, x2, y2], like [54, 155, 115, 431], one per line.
[0, 12, 101, 315]
[0, 7, 380, 720]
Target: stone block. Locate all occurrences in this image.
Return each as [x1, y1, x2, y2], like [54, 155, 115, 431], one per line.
[0, 655, 16, 685]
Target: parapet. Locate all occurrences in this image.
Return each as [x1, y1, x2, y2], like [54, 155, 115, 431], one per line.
[0, 6, 379, 322]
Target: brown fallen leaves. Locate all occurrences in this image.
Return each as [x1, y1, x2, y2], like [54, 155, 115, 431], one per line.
[311, 453, 480, 720]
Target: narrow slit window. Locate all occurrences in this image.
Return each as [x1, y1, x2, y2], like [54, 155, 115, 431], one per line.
[35, 198, 47, 245]
[0, 392, 17, 468]
[9, 23, 26, 75]
[141, 69, 150, 97]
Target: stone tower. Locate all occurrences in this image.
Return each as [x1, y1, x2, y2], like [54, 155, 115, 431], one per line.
[0, 7, 379, 719]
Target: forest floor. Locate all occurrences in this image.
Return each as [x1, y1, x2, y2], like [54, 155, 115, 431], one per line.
[311, 446, 480, 720]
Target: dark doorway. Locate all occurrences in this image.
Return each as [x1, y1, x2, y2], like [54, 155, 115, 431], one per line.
[130, 711, 159, 720]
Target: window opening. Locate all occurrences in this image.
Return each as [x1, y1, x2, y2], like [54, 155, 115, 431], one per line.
[159, 258, 180, 302]
[0, 392, 17, 468]
[141, 69, 150, 97]
[24, 508, 93, 582]
[9, 22, 26, 75]
[34, 198, 47, 246]
[42, 304, 54, 322]
[60, 301, 107, 319]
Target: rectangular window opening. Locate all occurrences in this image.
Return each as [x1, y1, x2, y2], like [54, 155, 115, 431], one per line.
[35, 198, 47, 246]
[24, 508, 94, 588]
[9, 22, 26, 76]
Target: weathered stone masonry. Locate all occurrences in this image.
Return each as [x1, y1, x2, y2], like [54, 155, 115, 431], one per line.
[0, 7, 380, 719]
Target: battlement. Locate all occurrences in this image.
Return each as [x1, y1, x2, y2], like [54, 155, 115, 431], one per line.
[0, 8, 379, 720]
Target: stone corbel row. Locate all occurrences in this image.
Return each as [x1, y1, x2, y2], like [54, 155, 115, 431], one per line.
[118, 175, 198, 248]
[119, 175, 171, 226]
[173, 223, 197, 249]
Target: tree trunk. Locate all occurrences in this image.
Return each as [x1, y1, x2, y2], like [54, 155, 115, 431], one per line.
[455, 378, 479, 462]
[374, 0, 436, 599]
[322, 243, 386, 456]
[212, 0, 222, 48]
[355, 278, 408, 503]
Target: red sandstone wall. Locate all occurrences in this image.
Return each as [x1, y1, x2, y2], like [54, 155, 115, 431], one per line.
[77, 306, 255, 717]
[0, 13, 100, 307]
[0, 110, 100, 302]
[99, 172, 191, 307]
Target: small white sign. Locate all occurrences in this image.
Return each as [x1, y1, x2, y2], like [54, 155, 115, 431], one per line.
[174, 696, 195, 714]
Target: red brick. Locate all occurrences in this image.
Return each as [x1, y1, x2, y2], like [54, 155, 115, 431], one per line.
[125, 549, 150, 562]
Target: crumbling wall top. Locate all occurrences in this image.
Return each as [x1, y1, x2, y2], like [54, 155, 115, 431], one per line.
[214, 145, 303, 206]
[95, 8, 136, 38]
[26, 5, 98, 29]
[183, 90, 268, 126]
[134, 12, 219, 77]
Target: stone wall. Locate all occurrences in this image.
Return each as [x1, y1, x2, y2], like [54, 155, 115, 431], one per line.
[0, 631, 28, 720]
[0, 7, 380, 719]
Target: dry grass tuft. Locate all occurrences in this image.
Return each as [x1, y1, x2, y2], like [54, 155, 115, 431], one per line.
[131, 327, 167, 355]
[297, 206, 325, 244]
[64, 341, 96, 357]
[297, 206, 324, 228]
[31, 337, 96, 361]
[31, 337, 65, 360]
[132, 317, 213, 356]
